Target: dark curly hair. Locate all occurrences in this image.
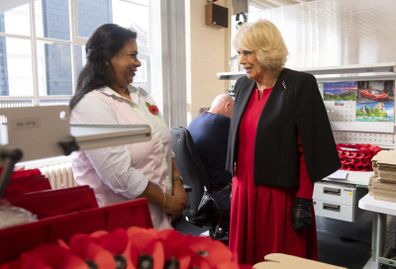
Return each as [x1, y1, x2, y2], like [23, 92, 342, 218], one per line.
[69, 24, 137, 109]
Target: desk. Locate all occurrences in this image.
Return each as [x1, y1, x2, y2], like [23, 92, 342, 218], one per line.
[358, 194, 396, 269]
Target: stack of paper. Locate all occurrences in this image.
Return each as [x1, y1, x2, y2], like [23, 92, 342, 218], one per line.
[369, 150, 396, 202]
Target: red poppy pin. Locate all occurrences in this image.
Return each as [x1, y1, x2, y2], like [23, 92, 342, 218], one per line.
[282, 80, 287, 90]
[145, 101, 159, 116]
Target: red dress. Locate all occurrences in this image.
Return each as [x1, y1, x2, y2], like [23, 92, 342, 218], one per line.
[229, 88, 318, 265]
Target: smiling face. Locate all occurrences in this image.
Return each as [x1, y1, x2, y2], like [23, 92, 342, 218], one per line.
[237, 49, 265, 81]
[233, 20, 289, 81]
[110, 38, 141, 90]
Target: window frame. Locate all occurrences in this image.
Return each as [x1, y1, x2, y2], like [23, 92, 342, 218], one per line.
[0, 0, 161, 108]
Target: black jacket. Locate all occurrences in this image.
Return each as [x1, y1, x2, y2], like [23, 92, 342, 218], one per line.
[225, 68, 340, 188]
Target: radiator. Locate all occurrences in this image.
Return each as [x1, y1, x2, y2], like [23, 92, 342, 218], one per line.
[19, 157, 76, 189]
[40, 163, 76, 189]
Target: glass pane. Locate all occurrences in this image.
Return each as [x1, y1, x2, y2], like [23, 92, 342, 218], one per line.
[76, 0, 113, 38]
[74, 45, 85, 81]
[134, 54, 149, 83]
[36, 41, 73, 96]
[35, 0, 70, 40]
[0, 4, 30, 36]
[112, 0, 149, 46]
[133, 54, 151, 93]
[0, 37, 33, 96]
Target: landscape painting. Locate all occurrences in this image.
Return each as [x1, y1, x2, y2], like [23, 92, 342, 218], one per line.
[356, 80, 394, 122]
[323, 81, 357, 101]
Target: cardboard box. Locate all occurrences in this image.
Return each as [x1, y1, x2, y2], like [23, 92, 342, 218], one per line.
[254, 253, 346, 269]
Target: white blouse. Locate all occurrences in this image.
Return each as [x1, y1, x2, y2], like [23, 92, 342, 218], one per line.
[71, 85, 172, 229]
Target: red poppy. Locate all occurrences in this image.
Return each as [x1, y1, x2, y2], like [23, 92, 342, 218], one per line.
[145, 102, 159, 116]
[90, 229, 129, 256]
[185, 235, 234, 268]
[90, 229, 132, 269]
[125, 227, 164, 269]
[18, 244, 88, 269]
[68, 234, 116, 268]
[158, 229, 192, 269]
[5, 227, 245, 269]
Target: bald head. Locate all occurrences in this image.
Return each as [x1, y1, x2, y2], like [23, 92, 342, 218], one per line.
[208, 93, 234, 118]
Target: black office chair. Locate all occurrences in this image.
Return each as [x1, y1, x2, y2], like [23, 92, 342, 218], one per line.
[171, 127, 229, 240]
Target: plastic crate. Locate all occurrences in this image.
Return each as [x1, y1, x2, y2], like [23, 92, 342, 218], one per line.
[0, 198, 152, 263]
[2, 168, 51, 198]
[6, 185, 98, 218]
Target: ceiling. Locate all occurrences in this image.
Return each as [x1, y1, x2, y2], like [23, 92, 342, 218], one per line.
[250, 0, 317, 9]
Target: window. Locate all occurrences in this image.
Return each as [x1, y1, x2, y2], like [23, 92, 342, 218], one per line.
[0, 0, 161, 108]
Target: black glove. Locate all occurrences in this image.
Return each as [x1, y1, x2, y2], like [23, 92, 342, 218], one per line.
[292, 197, 313, 231]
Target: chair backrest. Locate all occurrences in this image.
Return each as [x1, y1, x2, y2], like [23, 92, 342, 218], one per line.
[171, 127, 211, 217]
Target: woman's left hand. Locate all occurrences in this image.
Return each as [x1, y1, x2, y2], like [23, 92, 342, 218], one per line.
[292, 197, 313, 231]
[172, 179, 188, 209]
[171, 160, 188, 209]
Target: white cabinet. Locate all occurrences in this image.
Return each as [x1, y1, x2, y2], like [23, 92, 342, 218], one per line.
[314, 181, 365, 222]
[313, 171, 372, 222]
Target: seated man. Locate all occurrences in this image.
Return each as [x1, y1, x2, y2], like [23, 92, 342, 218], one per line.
[188, 93, 234, 210]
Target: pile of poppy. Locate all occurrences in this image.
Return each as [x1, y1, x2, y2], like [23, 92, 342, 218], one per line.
[1, 226, 248, 269]
[336, 143, 381, 171]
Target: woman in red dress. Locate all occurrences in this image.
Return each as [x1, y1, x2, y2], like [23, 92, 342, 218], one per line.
[225, 20, 340, 265]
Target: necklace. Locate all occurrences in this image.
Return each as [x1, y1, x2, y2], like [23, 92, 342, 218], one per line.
[257, 78, 277, 92]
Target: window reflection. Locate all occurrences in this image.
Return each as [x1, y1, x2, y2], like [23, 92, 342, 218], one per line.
[37, 41, 72, 96]
[35, 0, 70, 40]
[76, 0, 113, 38]
[1, 37, 33, 97]
[0, 0, 157, 106]
[1, 4, 30, 36]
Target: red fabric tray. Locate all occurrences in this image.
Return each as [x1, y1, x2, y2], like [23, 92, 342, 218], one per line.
[3, 175, 51, 198]
[0, 198, 152, 263]
[6, 185, 98, 218]
[0, 168, 42, 179]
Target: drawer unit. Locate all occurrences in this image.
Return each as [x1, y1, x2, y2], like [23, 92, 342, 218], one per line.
[314, 182, 356, 205]
[313, 200, 355, 222]
[313, 181, 367, 222]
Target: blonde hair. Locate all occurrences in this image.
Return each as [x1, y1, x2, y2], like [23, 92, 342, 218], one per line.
[233, 20, 288, 72]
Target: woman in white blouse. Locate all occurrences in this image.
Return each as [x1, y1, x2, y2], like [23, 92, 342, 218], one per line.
[69, 24, 186, 229]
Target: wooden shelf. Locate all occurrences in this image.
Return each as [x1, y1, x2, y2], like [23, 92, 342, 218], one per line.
[217, 62, 396, 81]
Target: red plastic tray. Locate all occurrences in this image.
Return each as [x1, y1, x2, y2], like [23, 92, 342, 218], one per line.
[3, 175, 51, 198]
[0, 198, 152, 263]
[6, 185, 98, 218]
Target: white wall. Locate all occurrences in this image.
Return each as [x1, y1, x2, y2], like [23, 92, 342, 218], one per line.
[186, 0, 232, 122]
[249, 0, 396, 68]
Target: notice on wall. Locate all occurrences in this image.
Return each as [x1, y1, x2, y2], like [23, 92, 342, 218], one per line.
[356, 80, 394, 122]
[323, 81, 358, 102]
[323, 80, 395, 123]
